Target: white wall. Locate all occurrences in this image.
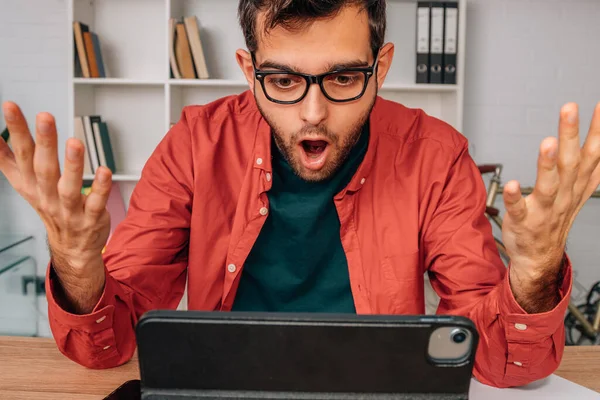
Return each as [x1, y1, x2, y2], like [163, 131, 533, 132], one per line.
[0, 0, 598, 337]
[463, 0, 600, 303]
[0, 0, 69, 337]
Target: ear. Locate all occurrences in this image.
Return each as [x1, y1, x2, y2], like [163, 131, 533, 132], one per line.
[375, 42, 395, 90]
[236, 49, 255, 91]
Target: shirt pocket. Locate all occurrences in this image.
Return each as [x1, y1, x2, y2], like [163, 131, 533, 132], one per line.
[375, 251, 424, 314]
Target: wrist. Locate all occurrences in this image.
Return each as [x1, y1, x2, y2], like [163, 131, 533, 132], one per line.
[509, 262, 561, 314]
[51, 253, 106, 315]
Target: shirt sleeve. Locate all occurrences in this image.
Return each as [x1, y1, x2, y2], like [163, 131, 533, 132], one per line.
[45, 109, 196, 369]
[422, 139, 572, 388]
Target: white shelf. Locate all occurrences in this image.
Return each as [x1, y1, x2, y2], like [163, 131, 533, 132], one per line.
[381, 83, 458, 92]
[166, 79, 457, 92]
[83, 174, 141, 182]
[74, 78, 165, 86]
[169, 79, 248, 87]
[68, 0, 467, 207]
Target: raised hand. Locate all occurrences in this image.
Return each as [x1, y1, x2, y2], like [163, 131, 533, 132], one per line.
[501, 102, 600, 313]
[0, 101, 112, 313]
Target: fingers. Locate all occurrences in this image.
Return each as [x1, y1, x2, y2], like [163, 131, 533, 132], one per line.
[575, 102, 600, 196]
[533, 136, 560, 207]
[580, 161, 600, 211]
[557, 103, 581, 192]
[503, 180, 527, 222]
[84, 166, 112, 220]
[2, 102, 36, 185]
[57, 138, 85, 212]
[33, 112, 61, 204]
[0, 134, 19, 185]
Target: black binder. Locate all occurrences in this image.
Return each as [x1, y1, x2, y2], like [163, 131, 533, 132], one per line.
[416, 2, 431, 83]
[443, 2, 459, 84]
[429, 3, 444, 84]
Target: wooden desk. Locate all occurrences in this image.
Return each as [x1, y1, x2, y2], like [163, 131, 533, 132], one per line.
[1, 336, 599, 399]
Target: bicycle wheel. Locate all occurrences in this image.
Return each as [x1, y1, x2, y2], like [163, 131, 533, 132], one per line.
[564, 301, 600, 345]
[586, 281, 600, 306]
[494, 237, 510, 267]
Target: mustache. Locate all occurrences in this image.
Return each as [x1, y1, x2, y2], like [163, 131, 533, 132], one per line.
[291, 125, 338, 143]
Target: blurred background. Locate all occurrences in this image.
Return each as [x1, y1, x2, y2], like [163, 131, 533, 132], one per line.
[0, 0, 599, 342]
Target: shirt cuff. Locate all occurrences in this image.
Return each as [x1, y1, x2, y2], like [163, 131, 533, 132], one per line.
[45, 260, 117, 334]
[499, 252, 573, 342]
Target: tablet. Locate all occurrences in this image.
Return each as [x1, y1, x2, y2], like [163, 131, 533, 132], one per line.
[135, 310, 479, 399]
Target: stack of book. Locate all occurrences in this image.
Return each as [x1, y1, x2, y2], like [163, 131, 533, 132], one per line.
[73, 21, 107, 78]
[415, 1, 459, 84]
[169, 16, 210, 79]
[74, 116, 116, 176]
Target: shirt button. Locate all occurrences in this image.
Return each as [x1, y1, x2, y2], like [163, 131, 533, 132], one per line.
[256, 158, 263, 165]
[96, 316, 106, 324]
[266, 173, 271, 182]
[227, 264, 236, 273]
[259, 207, 268, 216]
[360, 178, 366, 184]
[514, 323, 527, 331]
[513, 361, 523, 367]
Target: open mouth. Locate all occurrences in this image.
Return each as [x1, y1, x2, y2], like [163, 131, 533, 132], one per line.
[298, 139, 330, 171]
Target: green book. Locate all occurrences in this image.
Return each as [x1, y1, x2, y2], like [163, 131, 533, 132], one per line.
[98, 122, 116, 173]
[1, 127, 9, 144]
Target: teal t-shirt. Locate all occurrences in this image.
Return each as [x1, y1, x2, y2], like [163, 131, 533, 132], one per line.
[231, 123, 369, 313]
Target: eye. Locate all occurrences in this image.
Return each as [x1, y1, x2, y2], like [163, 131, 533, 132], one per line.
[265, 74, 304, 90]
[336, 75, 354, 84]
[273, 78, 293, 88]
[327, 72, 361, 86]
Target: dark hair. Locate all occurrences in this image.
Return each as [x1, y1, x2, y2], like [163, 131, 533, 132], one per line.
[238, 0, 386, 57]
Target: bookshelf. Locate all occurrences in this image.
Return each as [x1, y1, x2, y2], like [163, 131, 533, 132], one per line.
[68, 0, 467, 200]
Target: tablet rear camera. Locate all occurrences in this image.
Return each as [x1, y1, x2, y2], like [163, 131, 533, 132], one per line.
[450, 329, 468, 344]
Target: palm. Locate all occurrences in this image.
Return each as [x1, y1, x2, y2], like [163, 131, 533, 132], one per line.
[501, 102, 600, 274]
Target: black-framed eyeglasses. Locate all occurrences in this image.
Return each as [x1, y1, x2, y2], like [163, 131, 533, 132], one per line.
[251, 49, 380, 104]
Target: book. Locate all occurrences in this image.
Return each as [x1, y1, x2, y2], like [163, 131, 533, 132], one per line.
[1, 127, 9, 145]
[73, 21, 90, 78]
[73, 31, 83, 78]
[183, 16, 210, 79]
[416, 2, 431, 84]
[91, 32, 106, 78]
[429, 3, 445, 84]
[78, 115, 117, 174]
[83, 32, 100, 78]
[82, 115, 101, 172]
[175, 22, 197, 79]
[73, 117, 92, 175]
[169, 18, 182, 79]
[98, 122, 117, 173]
[442, 2, 459, 84]
[73, 22, 106, 79]
[92, 121, 107, 168]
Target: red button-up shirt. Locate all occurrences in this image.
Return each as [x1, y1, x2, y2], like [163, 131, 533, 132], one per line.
[46, 90, 572, 388]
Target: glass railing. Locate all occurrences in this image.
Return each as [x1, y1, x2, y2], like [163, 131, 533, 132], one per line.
[0, 235, 38, 336]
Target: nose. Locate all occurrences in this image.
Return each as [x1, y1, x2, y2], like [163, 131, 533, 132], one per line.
[299, 83, 328, 126]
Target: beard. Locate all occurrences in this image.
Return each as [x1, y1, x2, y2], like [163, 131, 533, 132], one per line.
[255, 95, 376, 182]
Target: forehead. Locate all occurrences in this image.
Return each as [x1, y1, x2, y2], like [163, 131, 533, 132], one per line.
[254, 4, 372, 73]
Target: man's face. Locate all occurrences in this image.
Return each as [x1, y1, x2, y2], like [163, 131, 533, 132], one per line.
[237, 5, 392, 182]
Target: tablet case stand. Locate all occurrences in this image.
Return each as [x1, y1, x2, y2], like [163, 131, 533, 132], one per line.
[134, 311, 478, 400]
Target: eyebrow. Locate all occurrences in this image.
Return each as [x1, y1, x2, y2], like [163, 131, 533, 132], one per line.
[258, 58, 371, 73]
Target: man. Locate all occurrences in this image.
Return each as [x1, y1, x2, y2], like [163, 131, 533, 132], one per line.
[1, 0, 599, 390]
